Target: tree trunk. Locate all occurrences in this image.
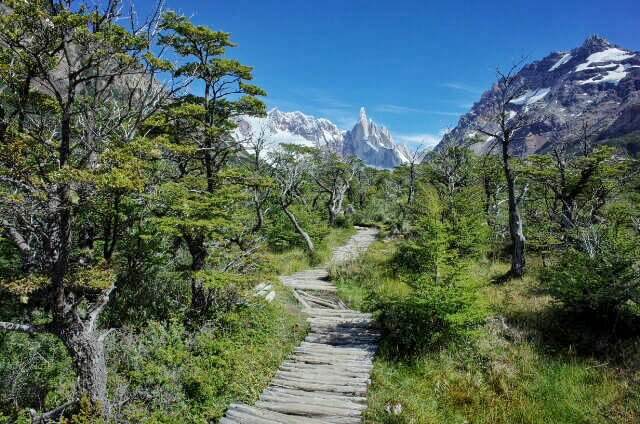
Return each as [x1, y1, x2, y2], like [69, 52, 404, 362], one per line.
[282, 204, 315, 253]
[59, 325, 108, 415]
[252, 190, 266, 232]
[501, 141, 526, 277]
[408, 163, 416, 206]
[185, 236, 209, 322]
[328, 206, 337, 226]
[254, 204, 265, 232]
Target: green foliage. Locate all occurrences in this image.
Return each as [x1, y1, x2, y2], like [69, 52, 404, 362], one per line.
[393, 216, 453, 279]
[0, 238, 20, 279]
[107, 299, 306, 423]
[264, 206, 329, 252]
[541, 228, 640, 321]
[372, 270, 485, 358]
[0, 332, 73, 420]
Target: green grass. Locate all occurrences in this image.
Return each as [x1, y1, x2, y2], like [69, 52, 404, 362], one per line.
[266, 226, 356, 276]
[111, 298, 308, 423]
[334, 241, 640, 424]
[0, 227, 357, 423]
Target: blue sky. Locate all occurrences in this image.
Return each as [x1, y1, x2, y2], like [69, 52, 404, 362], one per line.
[137, 0, 640, 147]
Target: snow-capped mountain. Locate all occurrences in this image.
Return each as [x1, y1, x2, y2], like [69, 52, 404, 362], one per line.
[343, 108, 410, 168]
[437, 36, 640, 156]
[235, 107, 410, 168]
[235, 108, 345, 152]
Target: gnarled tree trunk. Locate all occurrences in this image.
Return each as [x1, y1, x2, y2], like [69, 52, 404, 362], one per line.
[59, 325, 108, 411]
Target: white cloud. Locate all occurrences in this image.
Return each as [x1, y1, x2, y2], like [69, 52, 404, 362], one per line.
[394, 132, 444, 150]
[441, 82, 482, 94]
[375, 104, 461, 117]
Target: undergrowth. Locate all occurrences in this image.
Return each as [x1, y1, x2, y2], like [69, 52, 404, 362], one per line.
[334, 240, 640, 424]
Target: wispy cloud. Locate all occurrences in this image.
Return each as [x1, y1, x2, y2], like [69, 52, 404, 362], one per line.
[375, 104, 461, 117]
[441, 82, 483, 95]
[394, 131, 446, 150]
[315, 108, 357, 129]
[375, 104, 427, 114]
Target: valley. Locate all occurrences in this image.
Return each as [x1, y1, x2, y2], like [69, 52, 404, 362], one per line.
[0, 2, 639, 424]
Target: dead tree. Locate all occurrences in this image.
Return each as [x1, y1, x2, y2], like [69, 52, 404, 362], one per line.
[243, 127, 273, 232]
[312, 150, 357, 225]
[406, 145, 427, 206]
[476, 65, 541, 278]
[270, 145, 316, 254]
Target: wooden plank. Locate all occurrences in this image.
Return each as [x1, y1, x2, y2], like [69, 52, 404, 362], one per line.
[259, 391, 366, 411]
[255, 400, 362, 418]
[227, 403, 332, 424]
[263, 386, 367, 404]
[222, 228, 380, 423]
[271, 379, 368, 395]
[291, 289, 311, 308]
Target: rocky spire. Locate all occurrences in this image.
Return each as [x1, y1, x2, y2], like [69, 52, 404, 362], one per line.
[581, 35, 613, 50]
[358, 107, 370, 138]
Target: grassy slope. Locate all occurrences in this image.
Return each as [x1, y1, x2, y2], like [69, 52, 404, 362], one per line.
[334, 240, 640, 424]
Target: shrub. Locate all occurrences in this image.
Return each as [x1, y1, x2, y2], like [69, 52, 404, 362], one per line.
[371, 270, 485, 358]
[393, 217, 453, 280]
[541, 229, 640, 323]
[264, 206, 329, 252]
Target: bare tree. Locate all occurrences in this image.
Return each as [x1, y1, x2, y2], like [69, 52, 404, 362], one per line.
[243, 127, 273, 232]
[405, 144, 427, 206]
[270, 145, 315, 254]
[476, 65, 541, 278]
[312, 150, 358, 225]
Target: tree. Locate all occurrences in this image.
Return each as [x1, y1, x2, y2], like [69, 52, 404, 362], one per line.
[153, 11, 266, 323]
[312, 150, 357, 226]
[405, 145, 427, 206]
[0, 0, 170, 415]
[523, 117, 634, 253]
[479, 154, 506, 249]
[476, 66, 541, 278]
[243, 127, 274, 232]
[425, 145, 475, 221]
[270, 144, 316, 254]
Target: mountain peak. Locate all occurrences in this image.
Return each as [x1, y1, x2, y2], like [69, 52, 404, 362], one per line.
[437, 37, 640, 156]
[581, 35, 613, 50]
[236, 107, 410, 168]
[359, 107, 368, 121]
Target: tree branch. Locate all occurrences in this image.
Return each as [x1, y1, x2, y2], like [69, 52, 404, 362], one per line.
[0, 321, 49, 334]
[87, 285, 115, 331]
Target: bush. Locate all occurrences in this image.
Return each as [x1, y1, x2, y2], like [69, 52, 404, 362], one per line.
[393, 217, 453, 280]
[541, 229, 640, 322]
[371, 271, 485, 358]
[264, 206, 329, 252]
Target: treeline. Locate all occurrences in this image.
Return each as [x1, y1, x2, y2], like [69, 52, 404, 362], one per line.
[0, 1, 393, 422]
[362, 127, 639, 358]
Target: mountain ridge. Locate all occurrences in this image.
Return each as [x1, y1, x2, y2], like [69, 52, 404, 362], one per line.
[235, 107, 411, 168]
[436, 35, 640, 155]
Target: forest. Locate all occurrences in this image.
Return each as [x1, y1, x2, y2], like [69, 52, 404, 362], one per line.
[1, 1, 639, 423]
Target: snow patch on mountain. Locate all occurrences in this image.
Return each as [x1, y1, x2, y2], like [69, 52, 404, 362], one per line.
[575, 48, 635, 72]
[549, 53, 572, 72]
[577, 64, 627, 85]
[511, 88, 551, 106]
[436, 36, 640, 156]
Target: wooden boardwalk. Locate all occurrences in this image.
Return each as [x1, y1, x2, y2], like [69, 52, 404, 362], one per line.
[222, 227, 379, 424]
